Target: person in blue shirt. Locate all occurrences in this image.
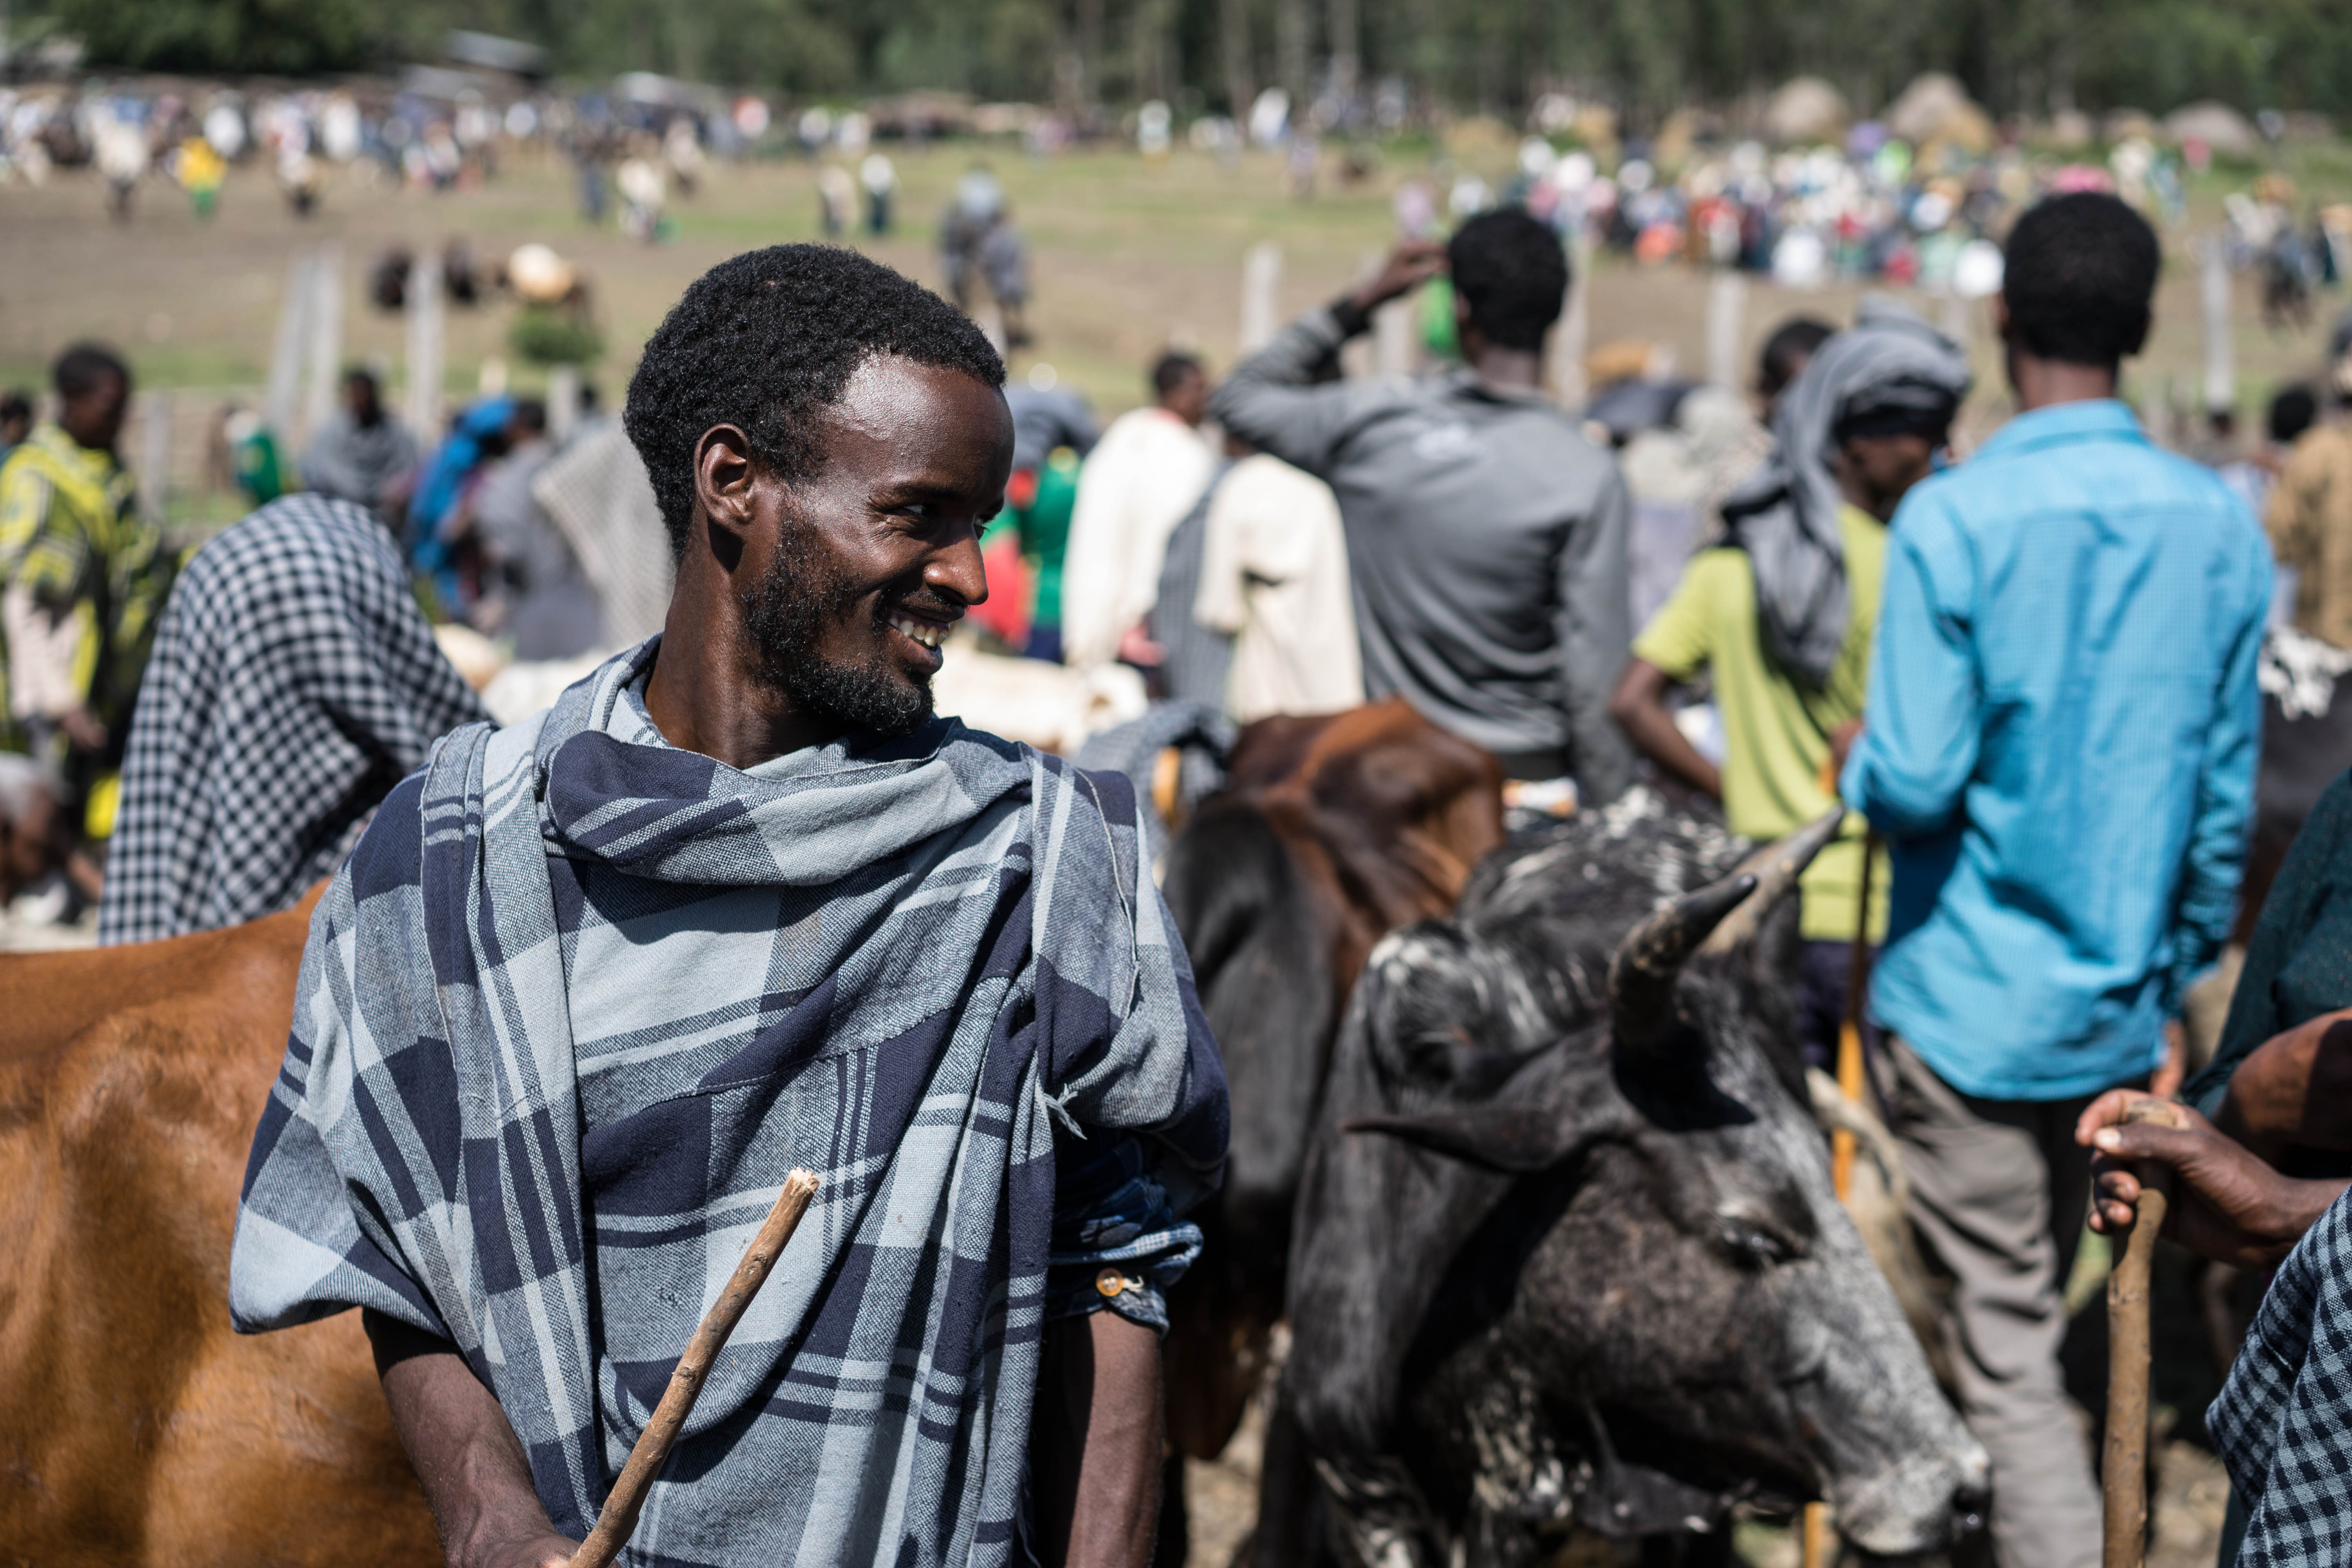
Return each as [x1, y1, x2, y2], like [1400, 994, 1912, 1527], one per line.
[1841, 192, 2271, 1568]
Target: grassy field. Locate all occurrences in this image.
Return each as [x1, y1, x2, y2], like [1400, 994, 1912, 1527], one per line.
[9, 135, 2352, 528]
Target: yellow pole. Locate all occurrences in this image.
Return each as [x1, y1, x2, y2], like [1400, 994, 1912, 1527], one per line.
[1806, 827, 1878, 1568]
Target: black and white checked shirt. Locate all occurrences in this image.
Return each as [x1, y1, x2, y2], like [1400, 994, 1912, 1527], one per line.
[96, 494, 485, 946]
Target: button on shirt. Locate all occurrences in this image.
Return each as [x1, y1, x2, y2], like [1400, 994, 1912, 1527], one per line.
[1840, 400, 2270, 1101]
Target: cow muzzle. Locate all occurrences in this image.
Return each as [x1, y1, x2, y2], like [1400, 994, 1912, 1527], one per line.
[1828, 1437, 1990, 1555]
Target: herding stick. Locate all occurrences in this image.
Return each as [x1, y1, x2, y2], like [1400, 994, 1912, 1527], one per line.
[2103, 1099, 2179, 1568]
[1803, 828, 1877, 1568]
[567, 1169, 821, 1568]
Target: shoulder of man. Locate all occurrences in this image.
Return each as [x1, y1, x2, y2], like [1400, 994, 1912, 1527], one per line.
[335, 766, 440, 911]
[2134, 441, 2277, 555]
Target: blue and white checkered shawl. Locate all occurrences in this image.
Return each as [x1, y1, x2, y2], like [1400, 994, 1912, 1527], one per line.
[2211, 1184, 2352, 1568]
[229, 639, 1228, 1568]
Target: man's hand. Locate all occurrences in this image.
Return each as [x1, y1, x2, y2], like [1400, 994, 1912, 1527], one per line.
[1828, 717, 1863, 776]
[1348, 240, 1447, 316]
[2076, 1089, 2347, 1269]
[2214, 1007, 2352, 1161]
[472, 1535, 576, 1568]
[1606, 658, 1722, 799]
[364, 1310, 580, 1568]
[1115, 623, 1166, 669]
[58, 706, 107, 754]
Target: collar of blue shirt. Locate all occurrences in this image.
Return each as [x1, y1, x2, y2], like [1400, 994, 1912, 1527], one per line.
[1971, 396, 2146, 461]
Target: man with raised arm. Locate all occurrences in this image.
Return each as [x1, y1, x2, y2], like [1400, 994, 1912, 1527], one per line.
[1210, 209, 1634, 806]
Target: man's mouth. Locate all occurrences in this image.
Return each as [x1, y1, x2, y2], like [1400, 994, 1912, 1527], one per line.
[885, 609, 951, 655]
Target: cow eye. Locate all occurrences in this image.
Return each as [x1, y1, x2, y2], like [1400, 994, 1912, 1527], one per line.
[1715, 1213, 1806, 1266]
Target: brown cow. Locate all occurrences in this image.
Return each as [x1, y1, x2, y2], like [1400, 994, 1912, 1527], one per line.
[1158, 700, 1504, 1486]
[0, 891, 438, 1567]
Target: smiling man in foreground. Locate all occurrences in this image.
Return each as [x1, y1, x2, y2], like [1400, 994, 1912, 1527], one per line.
[227, 245, 1229, 1568]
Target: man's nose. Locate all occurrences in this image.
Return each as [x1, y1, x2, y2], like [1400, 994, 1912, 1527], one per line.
[927, 529, 990, 608]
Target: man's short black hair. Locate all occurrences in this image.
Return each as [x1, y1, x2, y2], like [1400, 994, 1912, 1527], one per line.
[0, 390, 30, 423]
[54, 343, 130, 401]
[624, 245, 1004, 556]
[1447, 209, 1568, 353]
[1759, 316, 1836, 399]
[2271, 384, 2319, 446]
[1151, 352, 1205, 400]
[2002, 193, 2160, 370]
[512, 397, 548, 436]
[343, 365, 380, 390]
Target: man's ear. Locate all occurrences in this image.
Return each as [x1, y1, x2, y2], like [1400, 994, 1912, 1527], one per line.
[692, 423, 761, 540]
[1342, 1102, 1626, 1174]
[1992, 293, 2013, 344]
[2124, 305, 2153, 359]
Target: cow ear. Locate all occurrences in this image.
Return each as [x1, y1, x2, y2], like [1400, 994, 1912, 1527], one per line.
[1341, 1105, 1618, 1174]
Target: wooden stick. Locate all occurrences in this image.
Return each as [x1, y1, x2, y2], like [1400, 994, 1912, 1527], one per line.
[1803, 831, 1878, 1568]
[2103, 1100, 2179, 1568]
[1827, 833, 1879, 1200]
[568, 1169, 821, 1568]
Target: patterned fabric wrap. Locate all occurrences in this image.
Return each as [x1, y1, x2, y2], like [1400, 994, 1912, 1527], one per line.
[2211, 1185, 2352, 1568]
[99, 495, 487, 946]
[229, 638, 1228, 1567]
[0, 421, 174, 740]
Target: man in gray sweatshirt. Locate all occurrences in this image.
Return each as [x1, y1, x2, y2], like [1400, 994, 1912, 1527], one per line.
[1210, 208, 1633, 803]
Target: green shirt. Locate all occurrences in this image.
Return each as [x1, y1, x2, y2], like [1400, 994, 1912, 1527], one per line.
[1633, 504, 1890, 943]
[1018, 449, 1082, 630]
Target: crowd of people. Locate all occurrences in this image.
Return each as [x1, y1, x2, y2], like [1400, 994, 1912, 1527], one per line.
[0, 345, 655, 933]
[19, 156, 2352, 1565]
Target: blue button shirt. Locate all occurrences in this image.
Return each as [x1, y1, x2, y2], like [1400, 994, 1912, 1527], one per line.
[1840, 399, 2270, 1101]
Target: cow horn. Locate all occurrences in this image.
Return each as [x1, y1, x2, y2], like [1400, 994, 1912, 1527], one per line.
[1694, 809, 1849, 956]
[1607, 872, 1757, 1056]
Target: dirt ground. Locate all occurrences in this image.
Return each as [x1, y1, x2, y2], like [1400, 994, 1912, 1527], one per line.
[6, 138, 2352, 534]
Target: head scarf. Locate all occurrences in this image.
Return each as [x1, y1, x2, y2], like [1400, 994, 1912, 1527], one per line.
[1719, 298, 1972, 687]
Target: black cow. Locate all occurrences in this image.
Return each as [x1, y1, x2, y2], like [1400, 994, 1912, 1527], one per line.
[1276, 791, 1988, 1565]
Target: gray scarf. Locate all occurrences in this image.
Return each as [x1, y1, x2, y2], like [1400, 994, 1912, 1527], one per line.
[1720, 298, 1972, 687]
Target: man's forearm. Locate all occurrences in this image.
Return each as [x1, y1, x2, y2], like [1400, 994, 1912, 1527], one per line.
[364, 1310, 578, 1568]
[2217, 1012, 2352, 1158]
[1031, 1309, 1164, 1568]
[1607, 662, 1720, 797]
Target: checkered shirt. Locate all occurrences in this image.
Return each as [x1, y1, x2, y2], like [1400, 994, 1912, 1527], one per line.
[229, 641, 1227, 1567]
[2212, 1182, 2352, 1567]
[98, 494, 485, 945]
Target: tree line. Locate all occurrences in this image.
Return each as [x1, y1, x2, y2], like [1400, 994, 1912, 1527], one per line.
[28, 0, 2352, 131]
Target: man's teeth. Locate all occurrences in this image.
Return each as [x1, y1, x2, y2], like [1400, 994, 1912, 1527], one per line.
[888, 614, 946, 651]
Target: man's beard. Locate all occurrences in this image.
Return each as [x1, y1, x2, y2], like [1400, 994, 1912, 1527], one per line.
[740, 517, 936, 737]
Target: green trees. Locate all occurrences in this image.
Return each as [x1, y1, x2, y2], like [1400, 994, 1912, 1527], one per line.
[28, 0, 2349, 125]
[51, 0, 385, 73]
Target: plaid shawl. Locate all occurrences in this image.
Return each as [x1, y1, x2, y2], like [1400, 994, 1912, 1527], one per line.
[230, 639, 1226, 1567]
[2210, 1184, 2352, 1568]
[99, 495, 486, 946]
